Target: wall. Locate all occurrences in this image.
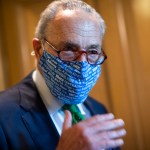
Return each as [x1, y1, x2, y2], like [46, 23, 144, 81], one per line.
[0, 0, 150, 149]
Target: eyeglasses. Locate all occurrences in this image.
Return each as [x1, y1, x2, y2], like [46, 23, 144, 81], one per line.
[43, 38, 107, 65]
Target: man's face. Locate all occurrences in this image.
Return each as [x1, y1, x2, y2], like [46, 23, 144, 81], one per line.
[33, 9, 102, 66]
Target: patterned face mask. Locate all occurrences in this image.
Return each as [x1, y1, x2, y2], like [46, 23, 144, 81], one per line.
[39, 50, 101, 104]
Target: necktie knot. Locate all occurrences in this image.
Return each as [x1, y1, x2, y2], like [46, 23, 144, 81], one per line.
[62, 104, 85, 125]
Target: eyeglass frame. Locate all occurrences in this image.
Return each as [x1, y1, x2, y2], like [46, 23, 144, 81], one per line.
[42, 38, 107, 65]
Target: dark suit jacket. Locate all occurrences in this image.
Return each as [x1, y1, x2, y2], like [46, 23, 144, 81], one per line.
[0, 72, 120, 150]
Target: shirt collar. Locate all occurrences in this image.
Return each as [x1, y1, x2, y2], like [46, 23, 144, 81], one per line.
[32, 69, 63, 115]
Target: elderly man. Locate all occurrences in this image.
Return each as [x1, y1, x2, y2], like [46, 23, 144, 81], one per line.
[0, 0, 126, 150]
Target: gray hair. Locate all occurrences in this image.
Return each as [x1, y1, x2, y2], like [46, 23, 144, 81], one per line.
[35, 0, 106, 40]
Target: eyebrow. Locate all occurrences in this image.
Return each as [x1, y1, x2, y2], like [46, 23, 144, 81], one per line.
[88, 45, 101, 50]
[59, 41, 79, 48]
[59, 41, 101, 50]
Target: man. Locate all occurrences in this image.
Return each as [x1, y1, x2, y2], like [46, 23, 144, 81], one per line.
[0, 0, 126, 150]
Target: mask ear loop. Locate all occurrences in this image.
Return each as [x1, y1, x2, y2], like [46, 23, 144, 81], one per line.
[41, 39, 46, 53]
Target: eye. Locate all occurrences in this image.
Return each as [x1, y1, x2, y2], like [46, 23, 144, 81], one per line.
[88, 49, 100, 54]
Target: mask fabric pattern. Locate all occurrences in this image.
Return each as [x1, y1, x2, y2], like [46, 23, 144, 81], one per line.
[39, 50, 101, 104]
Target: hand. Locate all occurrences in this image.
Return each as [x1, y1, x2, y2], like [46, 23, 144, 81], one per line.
[56, 111, 126, 150]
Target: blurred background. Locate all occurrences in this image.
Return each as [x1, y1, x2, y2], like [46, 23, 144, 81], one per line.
[0, 0, 150, 149]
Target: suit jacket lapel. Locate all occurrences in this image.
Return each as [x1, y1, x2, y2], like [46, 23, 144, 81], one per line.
[19, 73, 59, 150]
[21, 109, 59, 150]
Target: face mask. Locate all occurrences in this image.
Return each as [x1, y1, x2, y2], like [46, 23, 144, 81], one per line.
[39, 50, 101, 104]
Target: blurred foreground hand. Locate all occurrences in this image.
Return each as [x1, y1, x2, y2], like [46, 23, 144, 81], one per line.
[56, 111, 126, 150]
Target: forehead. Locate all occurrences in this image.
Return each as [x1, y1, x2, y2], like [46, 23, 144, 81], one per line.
[46, 9, 101, 46]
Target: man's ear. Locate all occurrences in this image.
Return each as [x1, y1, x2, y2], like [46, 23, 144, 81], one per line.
[32, 38, 43, 60]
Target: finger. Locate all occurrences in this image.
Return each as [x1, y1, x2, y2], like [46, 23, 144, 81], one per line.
[62, 110, 72, 132]
[98, 119, 124, 131]
[98, 139, 124, 149]
[85, 113, 115, 126]
[107, 129, 126, 139]
[99, 119, 125, 131]
[79, 130, 125, 150]
[97, 128, 126, 140]
[80, 119, 125, 135]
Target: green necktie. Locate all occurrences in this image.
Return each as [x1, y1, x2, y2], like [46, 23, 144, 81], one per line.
[62, 104, 85, 125]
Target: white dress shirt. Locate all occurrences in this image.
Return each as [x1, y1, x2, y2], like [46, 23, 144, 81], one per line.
[32, 70, 91, 135]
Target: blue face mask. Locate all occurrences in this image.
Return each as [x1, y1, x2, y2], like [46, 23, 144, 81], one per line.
[39, 50, 101, 104]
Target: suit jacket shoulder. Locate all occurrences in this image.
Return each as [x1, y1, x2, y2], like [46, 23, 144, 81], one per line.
[85, 96, 108, 115]
[0, 72, 59, 150]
